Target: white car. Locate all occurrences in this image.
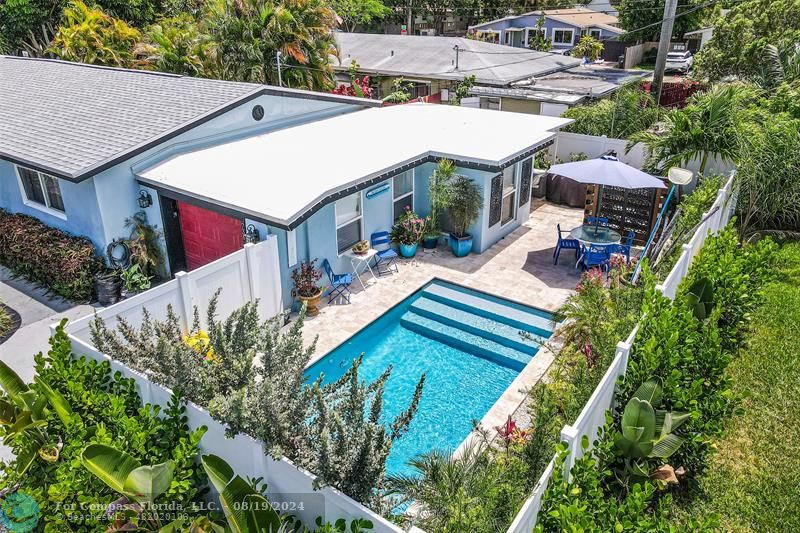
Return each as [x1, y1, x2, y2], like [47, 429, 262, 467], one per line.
[665, 50, 694, 73]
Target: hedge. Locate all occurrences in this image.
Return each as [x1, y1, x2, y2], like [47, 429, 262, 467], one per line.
[0, 209, 102, 301]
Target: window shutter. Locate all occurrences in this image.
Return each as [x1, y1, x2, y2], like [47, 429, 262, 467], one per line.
[519, 158, 533, 207]
[489, 173, 503, 227]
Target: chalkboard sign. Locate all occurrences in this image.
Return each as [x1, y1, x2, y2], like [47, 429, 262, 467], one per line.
[489, 174, 503, 227]
[585, 185, 664, 245]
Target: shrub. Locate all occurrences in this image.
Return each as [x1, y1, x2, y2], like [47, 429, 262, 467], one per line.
[0, 322, 207, 530]
[562, 84, 661, 139]
[0, 209, 102, 301]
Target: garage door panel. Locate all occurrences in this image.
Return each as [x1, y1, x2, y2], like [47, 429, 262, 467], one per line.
[177, 202, 243, 271]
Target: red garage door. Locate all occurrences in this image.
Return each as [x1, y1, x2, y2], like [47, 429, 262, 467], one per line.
[177, 202, 243, 270]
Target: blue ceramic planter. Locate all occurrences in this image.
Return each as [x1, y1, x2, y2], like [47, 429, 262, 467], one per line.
[449, 234, 473, 257]
[399, 242, 418, 257]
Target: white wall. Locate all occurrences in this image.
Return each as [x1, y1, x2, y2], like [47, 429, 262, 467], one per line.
[540, 102, 569, 117]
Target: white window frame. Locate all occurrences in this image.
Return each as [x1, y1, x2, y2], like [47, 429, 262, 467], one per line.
[391, 169, 415, 221]
[552, 27, 575, 45]
[14, 165, 67, 220]
[500, 163, 518, 227]
[589, 28, 602, 40]
[524, 27, 546, 47]
[334, 191, 364, 256]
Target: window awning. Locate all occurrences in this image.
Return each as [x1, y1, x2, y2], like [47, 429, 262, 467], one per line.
[137, 103, 571, 229]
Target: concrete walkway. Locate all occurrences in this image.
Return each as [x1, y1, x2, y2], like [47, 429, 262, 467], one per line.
[0, 267, 96, 463]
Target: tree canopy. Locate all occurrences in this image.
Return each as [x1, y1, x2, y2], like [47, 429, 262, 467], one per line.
[616, 0, 714, 43]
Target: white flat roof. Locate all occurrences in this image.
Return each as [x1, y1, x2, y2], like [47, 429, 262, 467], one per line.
[138, 103, 571, 228]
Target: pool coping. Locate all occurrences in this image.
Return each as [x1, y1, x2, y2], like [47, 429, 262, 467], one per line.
[301, 272, 563, 469]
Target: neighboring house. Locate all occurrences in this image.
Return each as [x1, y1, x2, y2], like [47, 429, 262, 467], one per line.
[334, 32, 581, 100]
[1, 56, 572, 309]
[469, 7, 624, 55]
[469, 64, 647, 117]
[684, 27, 714, 52]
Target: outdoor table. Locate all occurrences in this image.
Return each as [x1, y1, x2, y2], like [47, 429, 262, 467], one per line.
[342, 248, 379, 290]
[569, 225, 622, 267]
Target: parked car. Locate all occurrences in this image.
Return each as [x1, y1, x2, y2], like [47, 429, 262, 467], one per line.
[665, 50, 693, 73]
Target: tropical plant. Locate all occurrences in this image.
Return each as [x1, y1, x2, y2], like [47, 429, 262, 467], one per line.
[48, 0, 148, 68]
[144, 14, 215, 76]
[390, 207, 427, 245]
[571, 34, 603, 61]
[0, 209, 102, 301]
[562, 83, 660, 139]
[684, 277, 714, 320]
[446, 175, 481, 238]
[330, 0, 389, 32]
[756, 43, 800, 88]
[451, 74, 476, 105]
[383, 77, 412, 103]
[526, 15, 551, 52]
[629, 84, 753, 175]
[291, 259, 323, 298]
[427, 159, 455, 235]
[617, 0, 712, 43]
[124, 211, 164, 278]
[331, 61, 374, 98]
[209, 0, 339, 91]
[120, 263, 152, 293]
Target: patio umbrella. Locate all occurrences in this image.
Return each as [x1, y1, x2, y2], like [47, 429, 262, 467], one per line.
[548, 155, 667, 190]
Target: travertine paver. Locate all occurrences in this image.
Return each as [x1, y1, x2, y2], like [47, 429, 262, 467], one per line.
[302, 200, 583, 359]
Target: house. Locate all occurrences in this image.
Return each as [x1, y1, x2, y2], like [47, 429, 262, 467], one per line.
[1, 56, 572, 309]
[684, 27, 714, 52]
[468, 64, 647, 117]
[469, 7, 624, 57]
[334, 32, 582, 100]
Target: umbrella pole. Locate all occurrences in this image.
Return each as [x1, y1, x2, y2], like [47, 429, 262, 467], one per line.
[632, 183, 676, 284]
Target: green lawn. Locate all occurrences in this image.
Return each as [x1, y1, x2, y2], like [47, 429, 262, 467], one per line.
[673, 241, 800, 531]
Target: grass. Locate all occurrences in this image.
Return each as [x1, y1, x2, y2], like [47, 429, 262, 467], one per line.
[672, 241, 800, 531]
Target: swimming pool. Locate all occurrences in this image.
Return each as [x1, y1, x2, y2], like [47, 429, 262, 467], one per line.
[305, 279, 556, 476]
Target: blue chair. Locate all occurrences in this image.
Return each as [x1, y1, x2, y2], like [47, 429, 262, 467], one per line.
[554, 224, 581, 265]
[624, 230, 636, 247]
[586, 216, 609, 227]
[370, 231, 398, 275]
[321, 259, 352, 304]
[580, 244, 611, 271]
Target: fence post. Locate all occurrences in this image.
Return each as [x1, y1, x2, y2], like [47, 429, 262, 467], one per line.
[175, 271, 193, 333]
[244, 243, 260, 304]
[560, 425, 580, 481]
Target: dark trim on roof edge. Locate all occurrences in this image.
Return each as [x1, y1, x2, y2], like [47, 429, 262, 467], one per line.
[137, 138, 554, 232]
[0, 84, 381, 183]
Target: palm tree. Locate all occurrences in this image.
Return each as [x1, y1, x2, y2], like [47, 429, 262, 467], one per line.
[629, 84, 752, 175]
[144, 14, 215, 77]
[209, 0, 338, 91]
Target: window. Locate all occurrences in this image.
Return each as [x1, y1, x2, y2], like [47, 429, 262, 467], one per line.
[525, 27, 546, 47]
[393, 170, 414, 221]
[480, 97, 500, 110]
[500, 165, 516, 225]
[589, 28, 602, 40]
[17, 166, 65, 214]
[553, 29, 574, 45]
[504, 31, 512, 45]
[335, 192, 362, 254]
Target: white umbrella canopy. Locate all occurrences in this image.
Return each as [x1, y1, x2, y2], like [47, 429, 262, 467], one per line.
[548, 155, 667, 189]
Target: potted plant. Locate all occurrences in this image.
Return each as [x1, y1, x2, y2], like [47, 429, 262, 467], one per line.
[291, 259, 323, 316]
[119, 264, 152, 299]
[447, 175, 482, 257]
[425, 159, 455, 249]
[390, 207, 427, 258]
[351, 239, 369, 255]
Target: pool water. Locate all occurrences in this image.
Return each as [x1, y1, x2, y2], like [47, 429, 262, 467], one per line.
[305, 280, 555, 476]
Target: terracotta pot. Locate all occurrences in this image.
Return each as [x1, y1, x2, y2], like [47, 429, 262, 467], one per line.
[298, 289, 323, 316]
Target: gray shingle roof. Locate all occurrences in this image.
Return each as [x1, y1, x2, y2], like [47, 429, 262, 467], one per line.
[334, 33, 581, 87]
[0, 56, 380, 181]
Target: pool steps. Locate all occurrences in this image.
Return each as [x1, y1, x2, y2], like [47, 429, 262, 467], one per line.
[399, 283, 556, 371]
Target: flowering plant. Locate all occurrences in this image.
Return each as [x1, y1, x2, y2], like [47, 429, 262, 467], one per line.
[390, 208, 428, 245]
[291, 259, 323, 298]
[184, 330, 217, 363]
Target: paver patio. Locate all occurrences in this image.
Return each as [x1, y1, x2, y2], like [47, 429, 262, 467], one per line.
[302, 199, 583, 357]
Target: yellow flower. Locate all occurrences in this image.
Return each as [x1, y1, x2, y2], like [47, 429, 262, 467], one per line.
[183, 330, 217, 363]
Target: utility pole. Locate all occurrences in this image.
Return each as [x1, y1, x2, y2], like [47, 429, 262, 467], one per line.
[276, 51, 283, 87]
[650, 0, 679, 103]
[453, 45, 460, 70]
[407, 0, 413, 36]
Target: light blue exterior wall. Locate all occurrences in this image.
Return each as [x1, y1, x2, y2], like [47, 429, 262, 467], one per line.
[476, 14, 621, 50]
[0, 93, 369, 276]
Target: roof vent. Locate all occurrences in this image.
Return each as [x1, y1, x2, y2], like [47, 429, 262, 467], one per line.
[252, 105, 265, 121]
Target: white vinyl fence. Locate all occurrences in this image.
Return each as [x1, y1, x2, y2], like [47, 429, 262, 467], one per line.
[506, 172, 737, 533]
[61, 237, 403, 533]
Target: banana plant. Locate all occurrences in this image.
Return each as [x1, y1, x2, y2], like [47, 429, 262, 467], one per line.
[200, 454, 283, 533]
[685, 277, 714, 320]
[613, 380, 690, 481]
[0, 360, 75, 474]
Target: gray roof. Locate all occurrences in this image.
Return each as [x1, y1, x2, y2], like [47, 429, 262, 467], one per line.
[334, 33, 581, 87]
[0, 56, 379, 182]
[470, 65, 647, 103]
